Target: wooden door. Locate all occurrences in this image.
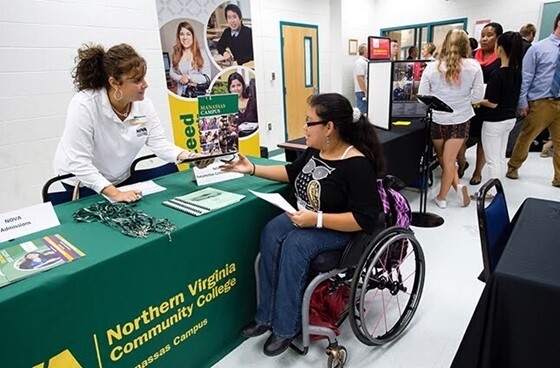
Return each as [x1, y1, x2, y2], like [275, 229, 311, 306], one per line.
[280, 23, 319, 140]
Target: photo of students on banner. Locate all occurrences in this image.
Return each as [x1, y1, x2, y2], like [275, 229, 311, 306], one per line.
[160, 18, 217, 98]
[157, 0, 260, 158]
[211, 68, 259, 138]
[207, 2, 254, 69]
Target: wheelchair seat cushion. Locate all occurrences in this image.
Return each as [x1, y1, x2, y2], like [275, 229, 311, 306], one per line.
[310, 250, 344, 272]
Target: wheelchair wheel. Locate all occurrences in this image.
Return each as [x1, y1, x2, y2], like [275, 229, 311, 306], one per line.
[326, 345, 347, 368]
[349, 227, 425, 345]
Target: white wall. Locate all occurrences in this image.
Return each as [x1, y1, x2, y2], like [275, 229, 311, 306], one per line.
[0, 0, 549, 212]
[371, 0, 545, 39]
[340, 0, 378, 101]
[0, 0, 169, 212]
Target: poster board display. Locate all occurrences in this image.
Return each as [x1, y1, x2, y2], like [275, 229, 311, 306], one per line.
[391, 60, 432, 119]
[157, 1, 261, 159]
[367, 36, 392, 60]
[367, 61, 392, 130]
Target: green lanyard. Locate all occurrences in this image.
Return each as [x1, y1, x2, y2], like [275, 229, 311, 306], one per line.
[73, 202, 176, 241]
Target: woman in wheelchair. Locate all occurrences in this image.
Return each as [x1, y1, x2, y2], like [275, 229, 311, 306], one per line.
[221, 93, 385, 356]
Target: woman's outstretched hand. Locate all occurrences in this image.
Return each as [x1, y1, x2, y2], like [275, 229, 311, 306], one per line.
[220, 153, 253, 175]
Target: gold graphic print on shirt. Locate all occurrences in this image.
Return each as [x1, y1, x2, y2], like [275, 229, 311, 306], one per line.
[307, 180, 320, 210]
[295, 157, 335, 211]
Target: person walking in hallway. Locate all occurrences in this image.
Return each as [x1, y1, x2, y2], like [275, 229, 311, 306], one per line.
[507, 13, 560, 187]
[480, 32, 523, 190]
[354, 43, 369, 114]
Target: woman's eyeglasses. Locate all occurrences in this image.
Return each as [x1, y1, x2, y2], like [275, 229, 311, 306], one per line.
[302, 158, 334, 180]
[304, 120, 328, 128]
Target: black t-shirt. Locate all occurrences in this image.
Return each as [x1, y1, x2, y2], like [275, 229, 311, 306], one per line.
[472, 58, 502, 125]
[284, 148, 381, 234]
[484, 67, 521, 122]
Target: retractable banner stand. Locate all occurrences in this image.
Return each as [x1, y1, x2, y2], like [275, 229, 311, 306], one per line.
[157, 0, 260, 160]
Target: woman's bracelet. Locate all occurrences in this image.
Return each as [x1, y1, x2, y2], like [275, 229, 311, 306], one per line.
[250, 163, 256, 176]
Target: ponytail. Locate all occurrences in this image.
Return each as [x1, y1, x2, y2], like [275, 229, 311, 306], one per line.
[497, 31, 523, 92]
[348, 114, 386, 175]
[71, 43, 146, 92]
[72, 43, 107, 91]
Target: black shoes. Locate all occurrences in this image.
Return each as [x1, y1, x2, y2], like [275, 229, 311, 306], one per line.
[241, 321, 269, 338]
[242, 321, 294, 356]
[263, 334, 294, 356]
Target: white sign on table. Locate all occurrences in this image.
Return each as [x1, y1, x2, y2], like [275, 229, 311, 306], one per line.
[0, 203, 60, 243]
[193, 161, 243, 186]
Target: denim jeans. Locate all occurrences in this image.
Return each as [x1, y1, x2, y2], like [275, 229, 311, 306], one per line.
[355, 91, 367, 114]
[255, 213, 352, 338]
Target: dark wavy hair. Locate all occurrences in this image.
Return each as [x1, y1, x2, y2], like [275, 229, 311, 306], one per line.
[307, 93, 385, 174]
[72, 43, 146, 91]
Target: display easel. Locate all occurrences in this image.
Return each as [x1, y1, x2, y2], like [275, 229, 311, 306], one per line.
[411, 94, 453, 228]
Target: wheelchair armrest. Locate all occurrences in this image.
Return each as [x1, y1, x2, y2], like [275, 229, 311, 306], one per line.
[339, 213, 386, 268]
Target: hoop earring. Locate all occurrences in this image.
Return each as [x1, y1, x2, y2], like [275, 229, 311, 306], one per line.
[114, 89, 123, 101]
[326, 136, 330, 145]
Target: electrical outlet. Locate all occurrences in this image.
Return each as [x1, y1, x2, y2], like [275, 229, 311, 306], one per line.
[267, 122, 272, 131]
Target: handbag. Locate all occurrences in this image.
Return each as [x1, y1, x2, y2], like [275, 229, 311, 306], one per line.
[182, 75, 210, 98]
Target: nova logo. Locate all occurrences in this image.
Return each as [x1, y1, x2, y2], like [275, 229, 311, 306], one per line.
[33, 349, 82, 368]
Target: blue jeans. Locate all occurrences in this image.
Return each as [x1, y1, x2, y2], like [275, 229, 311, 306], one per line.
[355, 91, 367, 114]
[255, 213, 352, 338]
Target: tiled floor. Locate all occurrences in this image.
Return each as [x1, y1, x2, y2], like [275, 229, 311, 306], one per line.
[214, 147, 559, 368]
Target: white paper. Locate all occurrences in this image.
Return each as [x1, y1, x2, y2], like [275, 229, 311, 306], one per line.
[249, 190, 297, 214]
[103, 180, 167, 203]
[0, 203, 60, 243]
[193, 161, 243, 186]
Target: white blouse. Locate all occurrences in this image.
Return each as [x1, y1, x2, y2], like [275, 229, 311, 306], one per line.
[418, 58, 484, 125]
[54, 89, 183, 193]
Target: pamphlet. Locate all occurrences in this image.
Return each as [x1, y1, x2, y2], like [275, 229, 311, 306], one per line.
[249, 190, 297, 214]
[163, 187, 245, 216]
[0, 234, 85, 288]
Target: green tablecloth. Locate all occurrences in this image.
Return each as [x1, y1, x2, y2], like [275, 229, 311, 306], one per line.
[0, 161, 288, 368]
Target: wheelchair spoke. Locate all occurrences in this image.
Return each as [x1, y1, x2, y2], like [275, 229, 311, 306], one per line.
[349, 229, 425, 345]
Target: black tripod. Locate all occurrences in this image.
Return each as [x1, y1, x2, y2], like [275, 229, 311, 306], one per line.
[411, 94, 453, 228]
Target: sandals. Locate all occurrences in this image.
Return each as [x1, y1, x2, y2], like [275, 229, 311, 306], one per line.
[469, 177, 481, 185]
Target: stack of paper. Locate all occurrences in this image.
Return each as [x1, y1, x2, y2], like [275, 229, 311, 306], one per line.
[163, 188, 245, 216]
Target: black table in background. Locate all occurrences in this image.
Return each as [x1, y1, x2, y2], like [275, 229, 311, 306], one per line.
[277, 119, 426, 186]
[452, 198, 560, 368]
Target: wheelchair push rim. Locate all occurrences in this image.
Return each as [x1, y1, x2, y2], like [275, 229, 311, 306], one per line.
[349, 227, 425, 346]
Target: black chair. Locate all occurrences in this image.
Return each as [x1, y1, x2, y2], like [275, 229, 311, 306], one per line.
[129, 154, 178, 183]
[476, 178, 511, 282]
[41, 173, 77, 205]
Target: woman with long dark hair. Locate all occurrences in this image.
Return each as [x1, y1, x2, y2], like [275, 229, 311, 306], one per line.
[480, 31, 524, 188]
[169, 22, 211, 96]
[227, 72, 258, 124]
[221, 93, 384, 356]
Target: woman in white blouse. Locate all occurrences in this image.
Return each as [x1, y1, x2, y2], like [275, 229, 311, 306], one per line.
[418, 29, 484, 209]
[169, 22, 211, 97]
[54, 43, 197, 203]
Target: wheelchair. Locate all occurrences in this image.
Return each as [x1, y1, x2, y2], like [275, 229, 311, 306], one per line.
[253, 177, 426, 367]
